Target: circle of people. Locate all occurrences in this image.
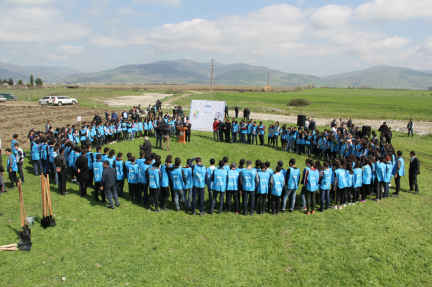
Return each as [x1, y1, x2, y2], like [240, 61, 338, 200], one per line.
[3, 106, 419, 216]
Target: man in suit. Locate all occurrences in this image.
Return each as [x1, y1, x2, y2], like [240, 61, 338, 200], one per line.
[54, 148, 68, 195]
[243, 107, 250, 121]
[75, 150, 89, 197]
[235, 105, 239, 118]
[184, 120, 192, 142]
[407, 119, 414, 137]
[309, 119, 316, 132]
[224, 105, 229, 118]
[224, 119, 231, 143]
[409, 151, 420, 194]
[218, 119, 224, 142]
[100, 161, 120, 209]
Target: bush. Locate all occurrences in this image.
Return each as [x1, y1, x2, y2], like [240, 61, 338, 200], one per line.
[288, 98, 311, 107]
[292, 86, 303, 92]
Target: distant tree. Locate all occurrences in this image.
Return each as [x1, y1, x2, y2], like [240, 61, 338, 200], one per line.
[26, 83, 32, 88]
[35, 77, 43, 86]
[17, 79, 24, 85]
[8, 78, 14, 86]
[30, 75, 34, 86]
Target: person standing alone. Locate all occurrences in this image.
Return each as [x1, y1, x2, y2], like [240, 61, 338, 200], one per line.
[407, 119, 414, 137]
[409, 151, 420, 194]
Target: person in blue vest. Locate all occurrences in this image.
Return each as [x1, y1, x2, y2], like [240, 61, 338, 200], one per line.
[299, 159, 311, 210]
[353, 161, 363, 203]
[246, 121, 252, 144]
[11, 134, 18, 156]
[187, 157, 207, 216]
[258, 122, 265, 146]
[251, 122, 258, 145]
[270, 166, 285, 215]
[169, 157, 187, 212]
[146, 159, 162, 212]
[383, 155, 393, 199]
[304, 160, 319, 214]
[115, 153, 127, 198]
[222, 156, 230, 172]
[206, 158, 216, 209]
[318, 162, 332, 212]
[106, 150, 116, 168]
[332, 161, 347, 209]
[240, 160, 259, 216]
[79, 125, 87, 147]
[256, 162, 269, 214]
[210, 160, 228, 214]
[273, 122, 280, 148]
[5, 149, 18, 190]
[85, 145, 93, 189]
[127, 156, 140, 203]
[182, 162, 193, 211]
[231, 120, 238, 143]
[282, 159, 300, 213]
[345, 162, 354, 205]
[14, 142, 25, 184]
[93, 154, 105, 202]
[375, 156, 386, 201]
[51, 145, 59, 186]
[160, 157, 172, 211]
[392, 151, 405, 197]
[226, 163, 240, 213]
[361, 158, 372, 202]
[40, 138, 50, 176]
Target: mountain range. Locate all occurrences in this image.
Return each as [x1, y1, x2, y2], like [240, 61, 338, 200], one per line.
[1, 60, 431, 89]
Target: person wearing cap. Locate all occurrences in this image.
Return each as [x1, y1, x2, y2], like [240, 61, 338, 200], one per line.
[407, 119, 414, 137]
[408, 151, 420, 194]
[226, 163, 240, 214]
[210, 160, 228, 214]
[239, 160, 259, 216]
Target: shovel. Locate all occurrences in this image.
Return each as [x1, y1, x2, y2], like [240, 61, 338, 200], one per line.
[41, 176, 49, 228]
[46, 175, 56, 227]
[18, 182, 32, 251]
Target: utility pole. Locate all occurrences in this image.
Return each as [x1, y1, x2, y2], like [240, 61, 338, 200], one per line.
[210, 59, 215, 98]
[267, 72, 270, 92]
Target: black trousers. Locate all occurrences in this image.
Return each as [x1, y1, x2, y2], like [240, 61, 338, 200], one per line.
[305, 191, 315, 212]
[376, 182, 384, 200]
[224, 132, 230, 143]
[149, 188, 160, 210]
[186, 133, 191, 142]
[259, 135, 264, 146]
[17, 163, 25, 182]
[242, 191, 255, 215]
[219, 130, 224, 142]
[8, 171, 17, 188]
[362, 184, 370, 200]
[226, 190, 239, 212]
[58, 169, 67, 194]
[271, 195, 281, 213]
[160, 186, 170, 209]
[394, 175, 401, 195]
[95, 182, 105, 201]
[258, 193, 266, 214]
[79, 178, 88, 197]
[409, 171, 418, 192]
[235, 111, 238, 118]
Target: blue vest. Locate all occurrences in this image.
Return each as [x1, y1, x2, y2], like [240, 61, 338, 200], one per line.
[257, 171, 270, 194]
[227, 170, 239, 191]
[7, 155, 18, 171]
[148, 168, 160, 188]
[346, 171, 354, 188]
[392, 158, 405, 176]
[213, 169, 228, 192]
[106, 157, 115, 168]
[93, 152, 101, 163]
[170, 168, 184, 190]
[271, 173, 284, 196]
[287, 167, 300, 190]
[161, 165, 170, 188]
[320, 169, 332, 190]
[335, 169, 347, 189]
[41, 144, 48, 160]
[183, 167, 193, 189]
[206, 167, 215, 189]
[116, 160, 125, 180]
[384, 163, 393, 183]
[376, 163, 386, 182]
[362, 165, 372, 184]
[242, 169, 257, 191]
[353, 168, 362, 188]
[192, 165, 206, 188]
[31, 144, 40, 160]
[306, 169, 319, 192]
[93, 162, 103, 182]
[127, 164, 139, 184]
[85, 152, 93, 169]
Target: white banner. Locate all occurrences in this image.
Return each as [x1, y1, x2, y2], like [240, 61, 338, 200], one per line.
[189, 100, 225, 132]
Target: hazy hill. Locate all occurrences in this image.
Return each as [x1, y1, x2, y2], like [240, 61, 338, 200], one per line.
[324, 65, 432, 89]
[61, 59, 334, 87]
[0, 62, 80, 83]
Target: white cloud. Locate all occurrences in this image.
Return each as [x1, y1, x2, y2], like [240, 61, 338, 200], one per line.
[133, 0, 181, 7]
[310, 5, 353, 30]
[89, 34, 127, 48]
[355, 0, 432, 22]
[0, 7, 91, 43]
[58, 45, 85, 54]
[118, 7, 135, 16]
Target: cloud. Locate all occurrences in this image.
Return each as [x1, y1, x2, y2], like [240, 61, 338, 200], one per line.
[2, 0, 57, 6]
[355, 0, 432, 22]
[0, 7, 91, 43]
[133, 0, 181, 7]
[89, 34, 127, 48]
[58, 45, 85, 54]
[118, 7, 135, 16]
[310, 5, 353, 30]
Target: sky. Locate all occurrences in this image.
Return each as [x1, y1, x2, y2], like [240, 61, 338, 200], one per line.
[0, 0, 431, 76]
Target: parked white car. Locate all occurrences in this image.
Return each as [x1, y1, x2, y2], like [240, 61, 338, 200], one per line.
[39, 96, 78, 106]
[0, 95, 7, 102]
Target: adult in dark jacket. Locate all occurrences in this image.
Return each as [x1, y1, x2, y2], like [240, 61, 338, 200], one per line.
[100, 161, 120, 209]
[409, 151, 420, 194]
[75, 150, 89, 197]
[243, 107, 250, 121]
[54, 148, 68, 195]
[224, 105, 229, 118]
[309, 119, 316, 131]
[235, 105, 239, 118]
[140, 137, 152, 158]
[184, 120, 192, 142]
[218, 119, 224, 142]
[93, 114, 102, 125]
[224, 119, 231, 143]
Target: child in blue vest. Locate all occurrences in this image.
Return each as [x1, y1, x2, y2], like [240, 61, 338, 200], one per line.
[392, 151, 405, 197]
[318, 162, 332, 212]
[5, 149, 18, 189]
[270, 166, 285, 215]
[226, 163, 240, 213]
[146, 159, 161, 212]
[93, 154, 105, 202]
[282, 158, 300, 213]
[210, 160, 228, 214]
[304, 160, 319, 214]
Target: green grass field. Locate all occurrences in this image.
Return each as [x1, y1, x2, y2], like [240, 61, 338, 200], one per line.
[1, 124, 432, 286]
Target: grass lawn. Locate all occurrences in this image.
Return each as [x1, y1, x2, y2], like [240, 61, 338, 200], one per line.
[1, 122, 431, 286]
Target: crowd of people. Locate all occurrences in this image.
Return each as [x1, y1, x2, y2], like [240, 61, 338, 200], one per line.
[0, 104, 421, 217]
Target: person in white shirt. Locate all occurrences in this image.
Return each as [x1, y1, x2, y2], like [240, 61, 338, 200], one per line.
[305, 118, 310, 132]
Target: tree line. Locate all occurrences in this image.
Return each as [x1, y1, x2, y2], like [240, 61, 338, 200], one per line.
[0, 75, 43, 87]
